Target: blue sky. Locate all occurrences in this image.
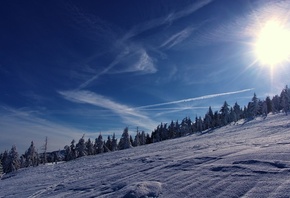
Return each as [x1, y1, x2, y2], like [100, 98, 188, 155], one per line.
[1, 0, 290, 153]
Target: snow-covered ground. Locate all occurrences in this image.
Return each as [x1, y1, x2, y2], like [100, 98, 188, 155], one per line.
[1, 113, 290, 198]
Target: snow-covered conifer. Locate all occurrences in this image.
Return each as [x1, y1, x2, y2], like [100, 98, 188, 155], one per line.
[168, 121, 175, 139]
[280, 86, 290, 115]
[272, 95, 280, 113]
[1, 151, 9, 173]
[0, 158, 3, 176]
[249, 93, 260, 117]
[25, 141, 39, 167]
[86, 138, 95, 155]
[262, 101, 268, 117]
[140, 131, 146, 145]
[96, 134, 104, 154]
[118, 127, 133, 150]
[111, 133, 118, 151]
[130, 135, 134, 146]
[76, 135, 87, 157]
[181, 118, 191, 136]
[205, 107, 214, 129]
[146, 133, 152, 144]
[134, 132, 141, 147]
[214, 111, 221, 127]
[70, 139, 77, 159]
[105, 136, 112, 151]
[42, 137, 48, 165]
[196, 116, 203, 132]
[20, 155, 26, 168]
[229, 107, 236, 123]
[204, 113, 212, 129]
[7, 145, 20, 173]
[265, 96, 272, 114]
[220, 101, 230, 125]
[233, 102, 241, 121]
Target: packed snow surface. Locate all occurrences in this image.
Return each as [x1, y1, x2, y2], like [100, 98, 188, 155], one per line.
[1, 114, 290, 197]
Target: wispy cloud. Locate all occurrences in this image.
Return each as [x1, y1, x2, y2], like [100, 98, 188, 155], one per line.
[69, 0, 213, 89]
[161, 26, 195, 49]
[66, 4, 159, 89]
[0, 106, 85, 153]
[78, 46, 158, 89]
[78, 52, 128, 89]
[123, 0, 213, 40]
[58, 90, 158, 131]
[107, 48, 157, 74]
[136, 88, 254, 109]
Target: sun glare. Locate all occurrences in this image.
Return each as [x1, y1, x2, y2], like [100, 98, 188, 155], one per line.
[255, 20, 290, 66]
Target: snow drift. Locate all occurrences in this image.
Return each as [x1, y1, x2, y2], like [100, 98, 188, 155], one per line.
[1, 113, 290, 197]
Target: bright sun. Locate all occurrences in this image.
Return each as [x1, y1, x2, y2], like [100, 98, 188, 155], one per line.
[255, 20, 290, 66]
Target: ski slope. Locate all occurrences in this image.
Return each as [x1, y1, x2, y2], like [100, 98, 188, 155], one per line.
[1, 113, 290, 197]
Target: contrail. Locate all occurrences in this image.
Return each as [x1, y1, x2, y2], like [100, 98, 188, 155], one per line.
[78, 52, 127, 90]
[136, 88, 254, 109]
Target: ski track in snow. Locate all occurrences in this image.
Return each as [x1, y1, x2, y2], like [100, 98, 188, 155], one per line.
[1, 114, 290, 197]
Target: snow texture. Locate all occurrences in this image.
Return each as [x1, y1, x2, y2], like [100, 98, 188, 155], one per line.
[1, 114, 290, 197]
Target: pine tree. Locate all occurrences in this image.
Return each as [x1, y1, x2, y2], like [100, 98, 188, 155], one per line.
[96, 134, 104, 154]
[196, 116, 203, 132]
[20, 155, 26, 168]
[130, 135, 134, 146]
[7, 145, 20, 173]
[205, 107, 214, 129]
[146, 133, 152, 144]
[233, 102, 241, 121]
[118, 127, 133, 150]
[249, 93, 260, 118]
[111, 133, 118, 151]
[140, 131, 146, 145]
[204, 113, 212, 129]
[42, 137, 48, 165]
[105, 136, 113, 151]
[0, 158, 3, 176]
[76, 135, 87, 157]
[134, 132, 141, 147]
[168, 121, 175, 139]
[280, 86, 290, 115]
[229, 107, 236, 123]
[86, 138, 95, 155]
[262, 101, 268, 117]
[220, 101, 230, 125]
[25, 141, 39, 167]
[64, 145, 72, 161]
[180, 117, 191, 136]
[272, 95, 280, 113]
[265, 96, 272, 114]
[1, 151, 9, 173]
[70, 139, 77, 159]
[213, 111, 221, 127]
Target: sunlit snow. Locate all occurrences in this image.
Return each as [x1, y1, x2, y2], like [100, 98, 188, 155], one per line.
[1, 113, 290, 197]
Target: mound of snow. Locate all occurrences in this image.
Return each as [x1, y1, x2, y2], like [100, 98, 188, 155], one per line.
[123, 181, 162, 198]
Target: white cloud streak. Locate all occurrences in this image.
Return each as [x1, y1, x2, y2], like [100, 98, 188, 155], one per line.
[107, 48, 157, 75]
[78, 47, 157, 89]
[58, 90, 158, 131]
[123, 0, 213, 40]
[136, 88, 254, 109]
[73, 0, 213, 89]
[78, 52, 128, 89]
[161, 26, 195, 49]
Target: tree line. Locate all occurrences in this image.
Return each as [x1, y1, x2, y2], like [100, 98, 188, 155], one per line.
[1, 85, 290, 175]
